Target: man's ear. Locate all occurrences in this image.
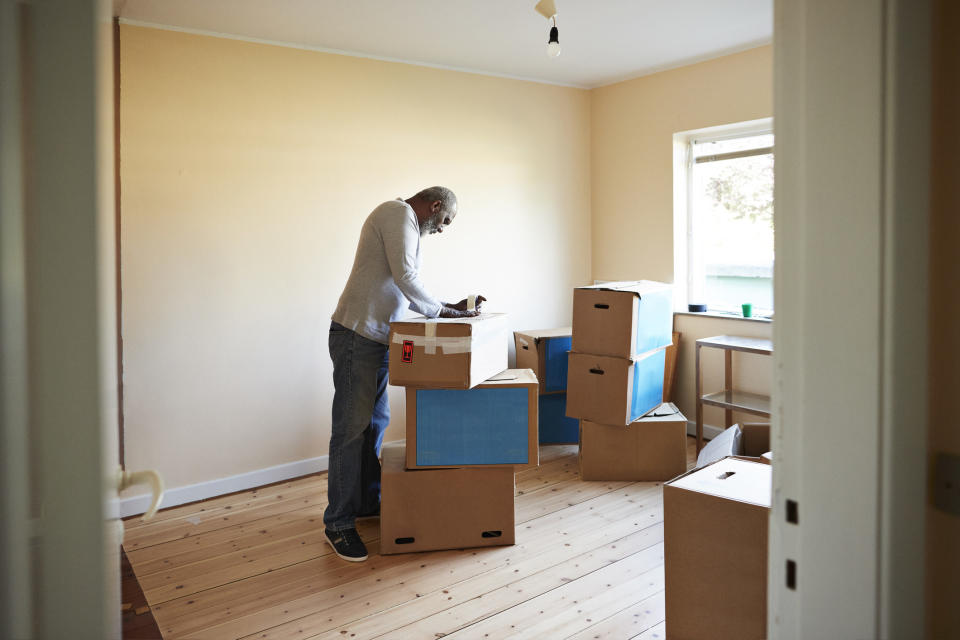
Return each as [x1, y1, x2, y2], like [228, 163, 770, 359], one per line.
[431, 200, 442, 213]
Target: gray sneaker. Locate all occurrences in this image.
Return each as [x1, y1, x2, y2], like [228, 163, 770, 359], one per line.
[324, 528, 368, 562]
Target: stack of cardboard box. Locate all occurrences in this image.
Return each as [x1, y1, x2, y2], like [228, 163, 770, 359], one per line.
[566, 281, 688, 481]
[380, 313, 538, 554]
[513, 327, 579, 444]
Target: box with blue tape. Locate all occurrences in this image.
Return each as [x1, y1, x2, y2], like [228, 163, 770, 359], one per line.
[565, 348, 667, 426]
[513, 328, 572, 394]
[572, 281, 673, 358]
[404, 369, 539, 470]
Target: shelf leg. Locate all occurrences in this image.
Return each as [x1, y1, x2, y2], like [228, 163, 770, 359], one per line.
[724, 349, 733, 428]
[696, 343, 703, 454]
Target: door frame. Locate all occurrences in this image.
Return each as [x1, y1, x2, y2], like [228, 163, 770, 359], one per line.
[770, 0, 930, 637]
[0, 0, 119, 637]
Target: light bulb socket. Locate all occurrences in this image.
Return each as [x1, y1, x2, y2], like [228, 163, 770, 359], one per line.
[548, 25, 559, 44]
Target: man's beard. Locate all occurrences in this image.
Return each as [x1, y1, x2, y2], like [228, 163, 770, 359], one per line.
[420, 211, 444, 236]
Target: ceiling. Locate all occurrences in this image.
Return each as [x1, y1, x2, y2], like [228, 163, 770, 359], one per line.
[112, 0, 772, 89]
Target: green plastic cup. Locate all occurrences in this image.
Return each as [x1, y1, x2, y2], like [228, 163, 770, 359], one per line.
[742, 303, 753, 318]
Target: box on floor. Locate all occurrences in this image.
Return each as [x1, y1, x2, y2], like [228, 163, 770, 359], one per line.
[572, 281, 673, 358]
[664, 457, 771, 640]
[513, 327, 572, 393]
[405, 368, 539, 470]
[565, 348, 666, 425]
[579, 402, 688, 481]
[388, 313, 509, 389]
[380, 442, 516, 555]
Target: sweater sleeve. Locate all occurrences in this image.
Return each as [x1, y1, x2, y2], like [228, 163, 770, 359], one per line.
[381, 210, 444, 318]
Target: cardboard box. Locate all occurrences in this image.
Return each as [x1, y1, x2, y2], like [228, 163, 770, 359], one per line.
[513, 328, 572, 394]
[538, 393, 579, 444]
[579, 402, 688, 481]
[565, 348, 666, 425]
[696, 422, 771, 469]
[388, 313, 509, 389]
[380, 443, 515, 555]
[664, 457, 771, 640]
[405, 369, 539, 470]
[572, 281, 673, 358]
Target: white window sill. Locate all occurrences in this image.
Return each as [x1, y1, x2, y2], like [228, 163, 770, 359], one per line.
[674, 310, 773, 324]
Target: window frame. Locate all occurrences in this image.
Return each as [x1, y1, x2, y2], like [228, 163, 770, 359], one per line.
[673, 118, 774, 317]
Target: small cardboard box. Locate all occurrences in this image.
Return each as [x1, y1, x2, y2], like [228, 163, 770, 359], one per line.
[380, 443, 515, 555]
[405, 369, 539, 470]
[565, 348, 666, 426]
[579, 402, 688, 481]
[572, 281, 673, 358]
[538, 392, 579, 444]
[388, 313, 509, 389]
[513, 328, 572, 394]
[664, 457, 771, 640]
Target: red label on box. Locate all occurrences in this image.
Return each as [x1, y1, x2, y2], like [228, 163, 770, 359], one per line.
[401, 340, 414, 363]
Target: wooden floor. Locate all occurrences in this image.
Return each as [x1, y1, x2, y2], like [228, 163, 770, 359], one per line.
[123, 439, 697, 639]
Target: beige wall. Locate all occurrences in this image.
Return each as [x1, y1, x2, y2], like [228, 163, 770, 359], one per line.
[927, 0, 959, 635]
[118, 25, 592, 492]
[590, 46, 772, 283]
[673, 314, 771, 433]
[589, 46, 773, 430]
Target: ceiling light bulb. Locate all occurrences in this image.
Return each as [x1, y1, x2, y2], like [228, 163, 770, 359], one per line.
[547, 25, 561, 57]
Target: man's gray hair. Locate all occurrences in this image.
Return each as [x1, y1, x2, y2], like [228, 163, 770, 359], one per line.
[415, 186, 458, 214]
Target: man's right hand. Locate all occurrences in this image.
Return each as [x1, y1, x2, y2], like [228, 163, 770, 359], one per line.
[439, 306, 480, 319]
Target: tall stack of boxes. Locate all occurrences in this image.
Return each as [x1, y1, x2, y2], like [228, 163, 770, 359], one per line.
[380, 313, 539, 555]
[566, 281, 689, 481]
[513, 328, 579, 444]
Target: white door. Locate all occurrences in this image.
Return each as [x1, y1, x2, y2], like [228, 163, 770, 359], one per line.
[771, 0, 930, 637]
[1, 0, 123, 637]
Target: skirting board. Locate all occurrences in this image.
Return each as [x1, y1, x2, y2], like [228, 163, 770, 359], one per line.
[119, 455, 329, 519]
[686, 420, 725, 442]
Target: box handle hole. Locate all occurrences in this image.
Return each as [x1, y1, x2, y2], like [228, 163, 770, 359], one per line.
[589, 368, 605, 375]
[593, 303, 610, 309]
[717, 471, 736, 480]
[395, 537, 415, 545]
[481, 530, 502, 538]
[521, 345, 529, 350]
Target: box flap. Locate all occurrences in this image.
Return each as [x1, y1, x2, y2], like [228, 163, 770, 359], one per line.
[515, 327, 572, 342]
[481, 368, 538, 386]
[576, 280, 671, 297]
[667, 457, 771, 507]
[636, 402, 686, 423]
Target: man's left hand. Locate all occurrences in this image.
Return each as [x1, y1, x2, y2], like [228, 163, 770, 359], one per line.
[450, 295, 487, 312]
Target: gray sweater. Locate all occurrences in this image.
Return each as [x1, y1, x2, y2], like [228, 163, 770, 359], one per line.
[332, 199, 443, 344]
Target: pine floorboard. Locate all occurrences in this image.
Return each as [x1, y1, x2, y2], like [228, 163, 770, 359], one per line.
[123, 438, 697, 639]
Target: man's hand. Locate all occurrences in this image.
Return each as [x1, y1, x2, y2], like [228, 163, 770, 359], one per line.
[439, 306, 479, 318]
[449, 295, 487, 312]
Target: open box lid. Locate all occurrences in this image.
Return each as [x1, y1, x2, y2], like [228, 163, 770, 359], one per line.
[575, 280, 671, 297]
[667, 457, 771, 507]
[514, 327, 572, 343]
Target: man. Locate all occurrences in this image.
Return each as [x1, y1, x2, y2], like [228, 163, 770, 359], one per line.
[325, 186, 485, 561]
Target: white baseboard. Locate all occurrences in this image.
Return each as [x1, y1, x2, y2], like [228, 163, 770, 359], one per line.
[686, 420, 725, 441]
[120, 455, 329, 519]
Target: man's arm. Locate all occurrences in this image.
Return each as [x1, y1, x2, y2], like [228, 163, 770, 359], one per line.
[380, 212, 446, 318]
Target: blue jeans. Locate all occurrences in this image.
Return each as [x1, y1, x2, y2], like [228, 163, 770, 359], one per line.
[324, 321, 390, 531]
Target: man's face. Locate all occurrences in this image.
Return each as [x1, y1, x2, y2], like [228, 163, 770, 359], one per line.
[420, 202, 456, 236]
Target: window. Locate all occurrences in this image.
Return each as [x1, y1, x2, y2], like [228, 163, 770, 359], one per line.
[673, 120, 774, 318]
